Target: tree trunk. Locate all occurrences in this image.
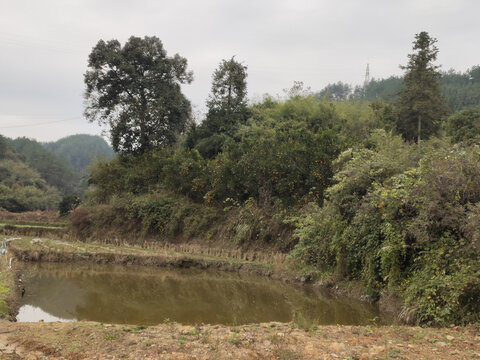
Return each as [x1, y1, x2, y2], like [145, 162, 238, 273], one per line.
[418, 114, 422, 147]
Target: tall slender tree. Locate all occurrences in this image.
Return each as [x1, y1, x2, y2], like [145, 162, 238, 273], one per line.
[396, 32, 448, 143]
[205, 57, 248, 134]
[190, 57, 248, 158]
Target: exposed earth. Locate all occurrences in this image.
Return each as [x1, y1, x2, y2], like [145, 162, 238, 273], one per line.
[1, 320, 479, 359]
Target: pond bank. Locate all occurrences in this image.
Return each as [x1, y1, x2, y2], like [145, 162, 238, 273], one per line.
[8, 237, 291, 280]
[1, 319, 479, 359]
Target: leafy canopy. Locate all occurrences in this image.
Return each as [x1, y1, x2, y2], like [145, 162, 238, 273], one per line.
[446, 105, 480, 143]
[84, 36, 193, 154]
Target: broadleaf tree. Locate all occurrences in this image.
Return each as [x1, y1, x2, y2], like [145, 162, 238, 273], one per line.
[84, 36, 193, 154]
[396, 31, 448, 143]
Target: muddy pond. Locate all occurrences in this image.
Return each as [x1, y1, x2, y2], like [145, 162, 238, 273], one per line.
[16, 262, 392, 326]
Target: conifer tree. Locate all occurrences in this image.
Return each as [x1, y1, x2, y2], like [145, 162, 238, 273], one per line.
[191, 57, 248, 158]
[396, 32, 448, 143]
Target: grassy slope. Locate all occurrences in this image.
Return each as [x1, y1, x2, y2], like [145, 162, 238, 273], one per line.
[0, 254, 14, 318]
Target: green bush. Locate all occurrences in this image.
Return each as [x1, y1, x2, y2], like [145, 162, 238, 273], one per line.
[446, 106, 480, 142]
[291, 131, 480, 325]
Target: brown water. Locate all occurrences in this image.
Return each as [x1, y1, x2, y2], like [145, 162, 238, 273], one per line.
[17, 262, 392, 326]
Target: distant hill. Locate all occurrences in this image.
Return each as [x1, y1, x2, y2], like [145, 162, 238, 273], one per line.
[0, 134, 114, 212]
[43, 134, 113, 174]
[316, 65, 480, 112]
[361, 67, 480, 111]
[0, 135, 61, 212]
[8, 137, 80, 195]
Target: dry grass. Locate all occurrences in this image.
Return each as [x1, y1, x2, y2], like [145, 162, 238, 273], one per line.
[2, 320, 480, 360]
[136, 241, 288, 267]
[0, 210, 65, 226]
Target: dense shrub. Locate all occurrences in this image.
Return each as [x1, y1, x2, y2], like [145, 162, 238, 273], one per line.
[0, 159, 61, 212]
[87, 96, 344, 207]
[70, 192, 219, 241]
[59, 195, 81, 216]
[291, 131, 480, 325]
[446, 106, 480, 143]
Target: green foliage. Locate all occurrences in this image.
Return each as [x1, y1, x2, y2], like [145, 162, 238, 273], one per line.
[44, 134, 113, 174]
[208, 111, 339, 205]
[84, 36, 193, 154]
[440, 66, 480, 112]
[354, 67, 480, 114]
[361, 76, 404, 103]
[395, 32, 448, 142]
[445, 106, 480, 142]
[404, 235, 480, 326]
[334, 100, 386, 144]
[70, 192, 218, 240]
[0, 135, 10, 159]
[0, 159, 61, 212]
[206, 57, 249, 133]
[0, 137, 66, 212]
[191, 57, 249, 158]
[88, 95, 343, 208]
[291, 131, 480, 325]
[8, 137, 80, 194]
[316, 82, 352, 101]
[79, 61, 479, 326]
[289, 203, 342, 270]
[161, 149, 209, 202]
[59, 194, 81, 217]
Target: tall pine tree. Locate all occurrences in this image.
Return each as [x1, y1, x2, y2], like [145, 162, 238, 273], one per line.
[396, 32, 448, 143]
[188, 57, 248, 158]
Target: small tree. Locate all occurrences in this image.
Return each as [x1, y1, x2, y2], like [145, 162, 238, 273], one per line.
[84, 36, 193, 155]
[396, 32, 448, 143]
[59, 194, 80, 217]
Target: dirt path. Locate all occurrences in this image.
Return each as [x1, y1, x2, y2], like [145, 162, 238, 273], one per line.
[0, 320, 479, 359]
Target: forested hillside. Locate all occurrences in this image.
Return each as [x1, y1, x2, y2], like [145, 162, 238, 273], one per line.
[8, 137, 80, 194]
[0, 134, 113, 212]
[317, 66, 480, 113]
[0, 135, 61, 212]
[67, 33, 480, 326]
[43, 134, 113, 174]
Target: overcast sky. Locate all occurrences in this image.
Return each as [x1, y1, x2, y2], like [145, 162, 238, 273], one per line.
[0, 0, 478, 142]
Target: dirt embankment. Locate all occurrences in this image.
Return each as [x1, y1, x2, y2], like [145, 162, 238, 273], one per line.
[1, 320, 480, 360]
[8, 239, 293, 282]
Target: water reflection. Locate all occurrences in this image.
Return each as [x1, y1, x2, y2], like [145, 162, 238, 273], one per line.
[17, 305, 73, 322]
[17, 262, 391, 325]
